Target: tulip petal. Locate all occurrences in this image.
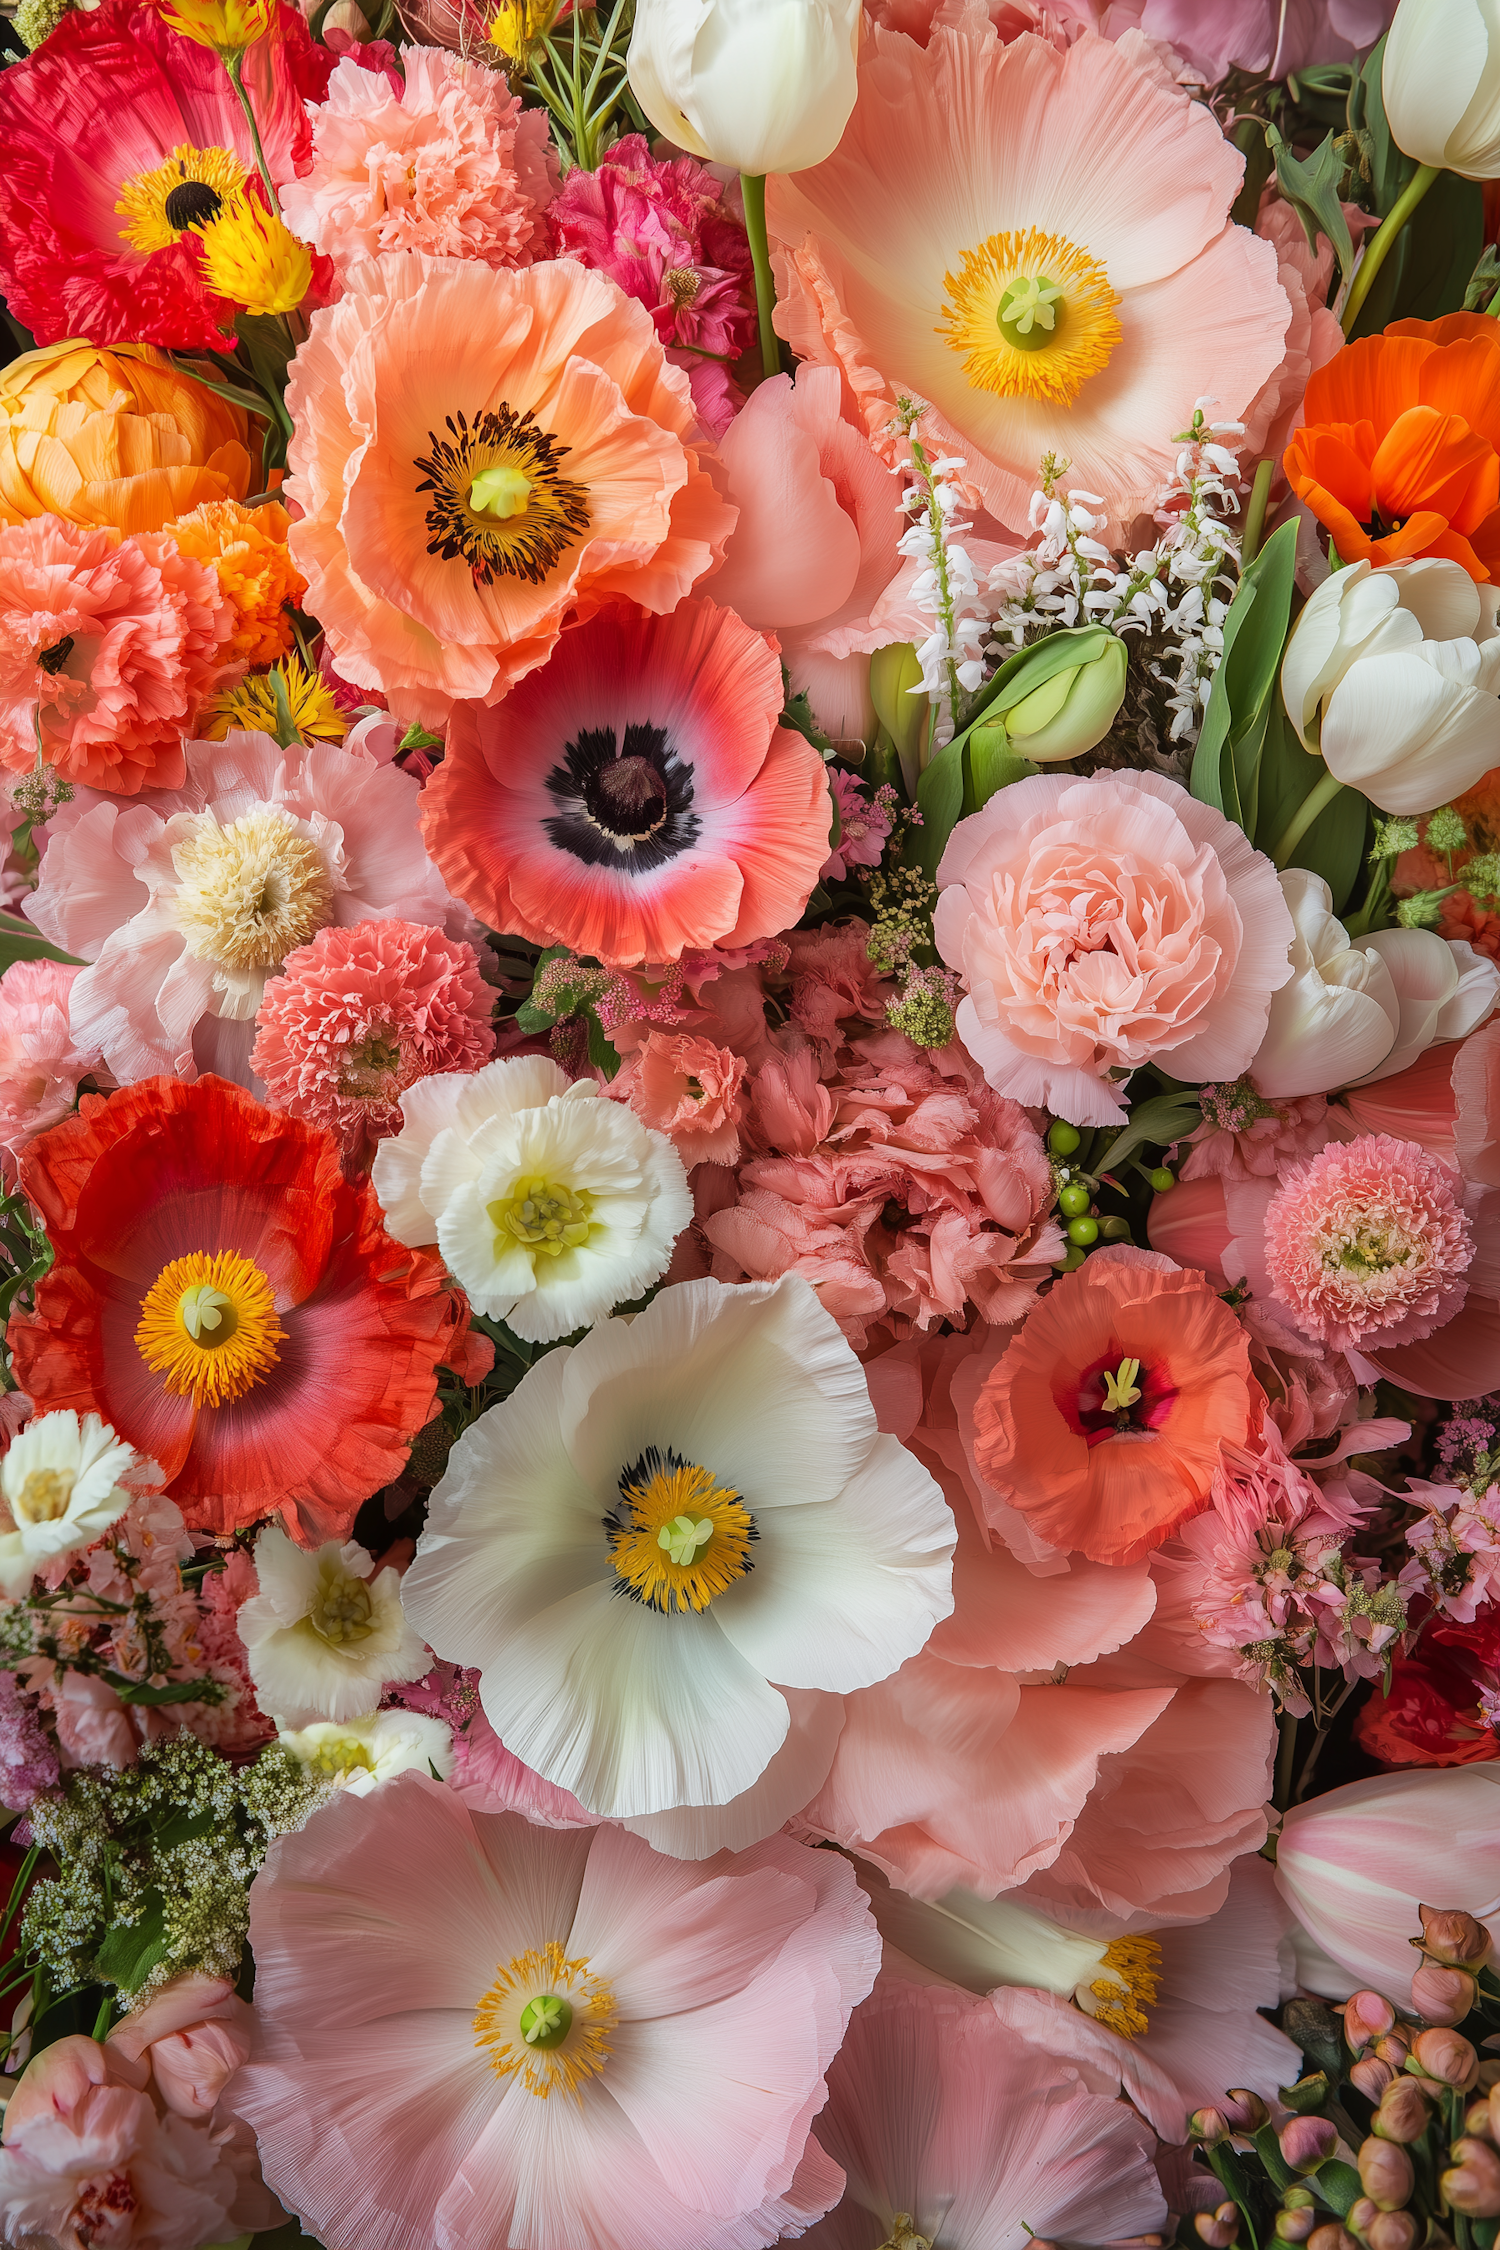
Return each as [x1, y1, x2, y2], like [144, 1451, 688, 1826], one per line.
[1321, 650, 1500, 812]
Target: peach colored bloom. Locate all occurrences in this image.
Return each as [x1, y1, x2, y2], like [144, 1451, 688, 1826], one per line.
[1264, 1133, 1475, 1352]
[162, 498, 306, 668]
[1181, 1086, 1332, 1184]
[280, 49, 556, 275]
[0, 517, 231, 794]
[0, 960, 103, 1162]
[107, 1976, 255, 2122]
[934, 771, 1294, 1127]
[611, 1029, 747, 1166]
[284, 252, 735, 726]
[766, 16, 1290, 537]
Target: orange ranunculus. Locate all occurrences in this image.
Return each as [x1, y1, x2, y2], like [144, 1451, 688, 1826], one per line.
[1284, 313, 1500, 581]
[0, 341, 256, 535]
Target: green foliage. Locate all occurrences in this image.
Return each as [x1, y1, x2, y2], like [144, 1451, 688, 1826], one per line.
[1190, 518, 1299, 838]
[0, 909, 81, 976]
[1265, 125, 1355, 286]
[1254, 697, 1368, 913]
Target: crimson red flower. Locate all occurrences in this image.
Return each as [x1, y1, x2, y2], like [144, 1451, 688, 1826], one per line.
[6, 1077, 484, 1544]
[0, 0, 330, 349]
[1355, 1611, 1500, 1769]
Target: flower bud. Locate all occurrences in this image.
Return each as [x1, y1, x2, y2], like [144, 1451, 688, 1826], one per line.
[1465, 2099, 1496, 2141]
[1365, 2213, 1419, 2250]
[1443, 2138, 1500, 2218]
[1344, 1993, 1398, 2053]
[320, 0, 371, 29]
[1419, 1907, 1492, 1967]
[1196, 2203, 1240, 2247]
[869, 642, 928, 794]
[1350, 2058, 1397, 2102]
[1374, 2034, 1411, 2070]
[1409, 2026, 1479, 2089]
[1384, 0, 1500, 178]
[1307, 2227, 1357, 2250]
[1189, 2108, 1231, 2146]
[1491, 2080, 1500, 2144]
[626, 0, 861, 173]
[1374, 2078, 1432, 2143]
[1280, 2116, 1338, 2174]
[1224, 2091, 1272, 2132]
[986, 628, 1128, 766]
[1358, 2137, 1414, 2211]
[1277, 2211, 1316, 2243]
[1411, 1960, 1476, 2026]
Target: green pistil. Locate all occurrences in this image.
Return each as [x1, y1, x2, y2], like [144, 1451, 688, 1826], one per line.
[520, 1994, 573, 2050]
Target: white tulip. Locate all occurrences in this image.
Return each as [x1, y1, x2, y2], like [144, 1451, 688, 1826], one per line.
[1348, 927, 1500, 1082]
[627, 0, 861, 175]
[1384, 0, 1500, 179]
[1280, 557, 1500, 814]
[1249, 871, 1403, 1097]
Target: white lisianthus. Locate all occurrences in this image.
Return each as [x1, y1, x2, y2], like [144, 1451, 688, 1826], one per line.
[1384, 0, 1500, 178]
[0, 1412, 155, 1597]
[278, 1708, 454, 1796]
[1281, 558, 1500, 814]
[627, 0, 861, 176]
[371, 1056, 691, 1344]
[402, 1274, 955, 1821]
[237, 1527, 431, 1727]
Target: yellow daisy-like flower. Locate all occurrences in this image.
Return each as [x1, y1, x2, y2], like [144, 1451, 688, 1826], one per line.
[201, 655, 347, 745]
[196, 194, 312, 315]
[485, 0, 558, 67]
[155, 0, 275, 54]
[166, 498, 307, 666]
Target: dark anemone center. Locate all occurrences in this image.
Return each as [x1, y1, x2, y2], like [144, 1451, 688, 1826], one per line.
[542, 721, 700, 875]
[588, 756, 668, 840]
[164, 180, 224, 231]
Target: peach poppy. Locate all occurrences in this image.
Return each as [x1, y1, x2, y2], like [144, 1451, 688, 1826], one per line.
[284, 252, 736, 727]
[970, 1248, 1262, 1566]
[765, 19, 1290, 535]
[1284, 314, 1500, 581]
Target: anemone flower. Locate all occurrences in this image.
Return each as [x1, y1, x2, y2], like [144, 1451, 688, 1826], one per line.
[231, 1774, 880, 2250]
[765, 18, 1290, 535]
[0, 0, 329, 349]
[421, 598, 832, 966]
[6, 1076, 479, 1544]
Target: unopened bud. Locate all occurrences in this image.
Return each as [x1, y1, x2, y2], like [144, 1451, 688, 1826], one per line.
[1195, 2203, 1241, 2247]
[1418, 1907, 1493, 1969]
[1443, 2138, 1500, 2218]
[1411, 1961, 1476, 2026]
[1357, 2137, 1414, 2211]
[1365, 2214, 1419, 2250]
[988, 627, 1128, 766]
[1409, 2026, 1479, 2090]
[1280, 2117, 1338, 2174]
[1374, 2078, 1432, 2143]
[1479, 2061, 1500, 2092]
[1277, 2212, 1316, 2243]
[1224, 2090, 1271, 2132]
[1350, 2057, 1396, 2102]
[1344, 1993, 1398, 2053]
[1374, 2034, 1411, 2069]
[1307, 2227, 1357, 2250]
[1189, 2108, 1231, 2145]
[1491, 2080, 1500, 2143]
[1465, 2099, 1496, 2141]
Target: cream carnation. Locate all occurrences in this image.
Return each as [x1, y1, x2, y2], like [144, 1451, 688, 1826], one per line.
[0, 1410, 158, 1597]
[278, 1707, 454, 1795]
[371, 1054, 691, 1343]
[933, 771, 1295, 1127]
[236, 1527, 431, 1727]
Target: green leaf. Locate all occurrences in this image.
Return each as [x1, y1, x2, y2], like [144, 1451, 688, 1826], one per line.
[1253, 2120, 1296, 2194]
[94, 1898, 168, 1996]
[0, 912, 82, 972]
[967, 726, 1037, 811]
[399, 721, 444, 753]
[1348, 160, 1484, 335]
[1190, 518, 1299, 831]
[914, 734, 967, 880]
[1279, 2071, 1331, 2116]
[1310, 2160, 1361, 2217]
[109, 1675, 225, 1708]
[1097, 1093, 1201, 1180]
[1265, 125, 1355, 283]
[1254, 693, 1368, 912]
[585, 1012, 620, 1081]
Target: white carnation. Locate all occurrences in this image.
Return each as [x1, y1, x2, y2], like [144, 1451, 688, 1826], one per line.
[0, 1412, 156, 1597]
[278, 1708, 454, 1796]
[237, 1526, 430, 1726]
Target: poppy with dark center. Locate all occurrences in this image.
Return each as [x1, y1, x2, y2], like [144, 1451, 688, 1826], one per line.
[421, 597, 832, 967]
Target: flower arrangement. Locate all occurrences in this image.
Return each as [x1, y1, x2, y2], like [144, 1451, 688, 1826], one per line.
[2, 0, 1500, 2243]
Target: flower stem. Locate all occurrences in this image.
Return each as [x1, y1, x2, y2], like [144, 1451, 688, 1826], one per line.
[1240, 456, 1274, 566]
[1273, 764, 1348, 869]
[1341, 162, 1439, 336]
[740, 173, 781, 381]
[225, 51, 277, 201]
[1273, 1705, 1300, 1813]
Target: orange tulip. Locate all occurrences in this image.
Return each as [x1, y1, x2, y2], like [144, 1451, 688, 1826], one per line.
[0, 340, 256, 534]
[1284, 313, 1500, 582]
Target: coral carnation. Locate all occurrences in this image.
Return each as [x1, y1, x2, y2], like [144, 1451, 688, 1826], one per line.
[0, 517, 231, 794]
[0, 961, 104, 1166]
[1264, 1133, 1476, 1352]
[611, 1030, 747, 1166]
[163, 499, 306, 667]
[251, 918, 496, 1155]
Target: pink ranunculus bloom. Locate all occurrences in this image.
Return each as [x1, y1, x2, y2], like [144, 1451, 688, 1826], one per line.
[782, 918, 897, 1061]
[279, 49, 557, 277]
[822, 770, 892, 881]
[610, 1029, 747, 1166]
[26, 728, 457, 1089]
[1264, 1133, 1475, 1354]
[1180, 1086, 1332, 1185]
[252, 917, 496, 1157]
[0, 519, 232, 797]
[0, 960, 104, 1163]
[548, 132, 756, 441]
[230, 1772, 880, 2250]
[934, 771, 1295, 1127]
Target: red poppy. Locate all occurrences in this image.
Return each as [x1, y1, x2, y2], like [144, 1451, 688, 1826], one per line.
[7, 1077, 485, 1544]
[1354, 1610, 1500, 1769]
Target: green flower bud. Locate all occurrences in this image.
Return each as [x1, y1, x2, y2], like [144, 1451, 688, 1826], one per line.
[995, 632, 1128, 763]
[870, 642, 929, 791]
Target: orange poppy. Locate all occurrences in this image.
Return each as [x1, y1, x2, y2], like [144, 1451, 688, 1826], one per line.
[1283, 313, 1500, 582]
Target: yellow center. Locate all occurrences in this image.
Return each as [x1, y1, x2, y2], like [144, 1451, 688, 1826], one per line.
[307, 1562, 376, 1645]
[607, 1446, 756, 1615]
[474, 1941, 616, 2098]
[306, 1735, 377, 1778]
[116, 142, 248, 255]
[469, 464, 533, 519]
[1085, 1933, 1162, 2039]
[171, 806, 334, 974]
[134, 1249, 286, 1409]
[1102, 1357, 1143, 1414]
[491, 1176, 594, 1259]
[13, 1470, 73, 1526]
[415, 403, 590, 589]
[938, 226, 1122, 405]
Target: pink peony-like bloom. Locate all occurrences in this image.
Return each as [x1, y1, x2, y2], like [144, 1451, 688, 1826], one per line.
[230, 1772, 880, 2250]
[783, 919, 896, 1060]
[0, 518, 231, 796]
[0, 1669, 57, 1812]
[548, 132, 755, 441]
[26, 728, 457, 1089]
[610, 1029, 747, 1166]
[251, 918, 496, 1155]
[822, 770, 892, 881]
[280, 49, 557, 277]
[934, 771, 1294, 1127]
[1264, 1134, 1475, 1353]
[107, 1977, 255, 2124]
[1180, 1085, 1332, 1185]
[0, 960, 104, 1165]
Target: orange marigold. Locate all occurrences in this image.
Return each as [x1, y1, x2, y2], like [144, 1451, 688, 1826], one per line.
[164, 496, 306, 665]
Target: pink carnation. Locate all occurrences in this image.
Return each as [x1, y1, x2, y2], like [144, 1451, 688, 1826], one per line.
[279, 48, 556, 273]
[1181, 1084, 1332, 1184]
[610, 1029, 747, 1167]
[1264, 1133, 1475, 1353]
[0, 520, 230, 797]
[0, 960, 103, 1163]
[251, 917, 496, 1154]
[821, 770, 891, 881]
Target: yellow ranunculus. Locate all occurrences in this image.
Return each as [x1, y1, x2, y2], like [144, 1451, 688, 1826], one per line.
[0, 341, 257, 534]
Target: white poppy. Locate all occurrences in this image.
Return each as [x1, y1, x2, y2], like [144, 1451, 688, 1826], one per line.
[0, 1412, 152, 1597]
[278, 1708, 454, 1796]
[237, 1527, 430, 1727]
[371, 1056, 691, 1344]
[402, 1274, 956, 1820]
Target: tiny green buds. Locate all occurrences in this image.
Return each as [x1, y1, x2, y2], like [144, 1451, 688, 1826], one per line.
[1058, 1183, 1091, 1216]
[1047, 1122, 1082, 1156]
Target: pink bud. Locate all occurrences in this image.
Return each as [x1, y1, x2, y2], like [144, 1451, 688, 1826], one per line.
[1411, 1961, 1476, 2027]
[1443, 2139, 1500, 2218]
[1276, 2212, 1316, 2243]
[1468, 2100, 1498, 2142]
[1280, 2117, 1338, 2174]
[1409, 2026, 1479, 2089]
[1374, 2034, 1411, 2069]
[1350, 2058, 1396, 2102]
[1418, 1907, 1493, 1968]
[1374, 2079, 1432, 2144]
[1344, 1993, 1398, 2052]
[1224, 2090, 1271, 2131]
[1195, 2203, 1240, 2247]
[1306, 2227, 1356, 2250]
[1190, 2108, 1231, 2145]
[1365, 2214, 1418, 2250]
[1490, 2081, 1500, 2142]
[1358, 2138, 1414, 2211]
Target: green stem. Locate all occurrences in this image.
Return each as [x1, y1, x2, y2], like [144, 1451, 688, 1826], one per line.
[1241, 457, 1274, 567]
[1273, 765, 1348, 869]
[1341, 162, 1439, 336]
[91, 1991, 115, 2041]
[1273, 1705, 1300, 1813]
[740, 173, 781, 381]
[224, 52, 277, 202]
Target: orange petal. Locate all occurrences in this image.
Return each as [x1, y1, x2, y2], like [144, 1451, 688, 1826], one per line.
[1303, 332, 1435, 437]
[1370, 403, 1498, 529]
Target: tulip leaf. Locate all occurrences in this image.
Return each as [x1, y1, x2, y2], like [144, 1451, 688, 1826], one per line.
[1310, 2160, 1361, 2218]
[1252, 2121, 1297, 2194]
[966, 729, 1037, 811]
[1190, 519, 1299, 836]
[914, 732, 967, 881]
[1255, 693, 1368, 912]
[1265, 125, 1355, 285]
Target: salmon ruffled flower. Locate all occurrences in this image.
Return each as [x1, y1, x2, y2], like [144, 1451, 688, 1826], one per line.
[421, 598, 831, 965]
[284, 252, 736, 726]
[6, 1075, 474, 1543]
[0, 517, 232, 795]
[766, 16, 1290, 534]
[1264, 1133, 1476, 1353]
[0, 960, 104, 1166]
[163, 499, 305, 667]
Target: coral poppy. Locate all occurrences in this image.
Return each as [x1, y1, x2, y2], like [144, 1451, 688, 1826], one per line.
[422, 598, 830, 965]
[0, 0, 330, 350]
[969, 1248, 1262, 1566]
[6, 1076, 475, 1544]
[765, 18, 1290, 535]
[284, 253, 736, 726]
[1284, 314, 1500, 581]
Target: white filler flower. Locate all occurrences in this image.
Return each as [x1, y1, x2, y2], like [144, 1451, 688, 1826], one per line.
[402, 1274, 956, 1821]
[371, 1055, 691, 1343]
[237, 1526, 431, 1726]
[278, 1708, 454, 1796]
[0, 1411, 152, 1596]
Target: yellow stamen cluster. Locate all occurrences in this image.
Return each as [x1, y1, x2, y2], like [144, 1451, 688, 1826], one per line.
[1088, 1933, 1162, 2040]
[492, 1177, 594, 1259]
[116, 143, 248, 256]
[135, 1249, 286, 1409]
[607, 1448, 756, 1614]
[12, 1470, 73, 1526]
[1102, 1357, 1143, 1414]
[196, 195, 312, 316]
[474, 1941, 616, 2098]
[938, 225, 1121, 405]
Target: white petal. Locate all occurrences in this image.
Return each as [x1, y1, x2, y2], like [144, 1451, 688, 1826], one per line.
[1322, 654, 1500, 813]
[621, 1688, 845, 1858]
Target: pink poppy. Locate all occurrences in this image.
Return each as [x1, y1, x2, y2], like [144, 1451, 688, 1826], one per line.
[230, 1772, 880, 2250]
[420, 598, 831, 967]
